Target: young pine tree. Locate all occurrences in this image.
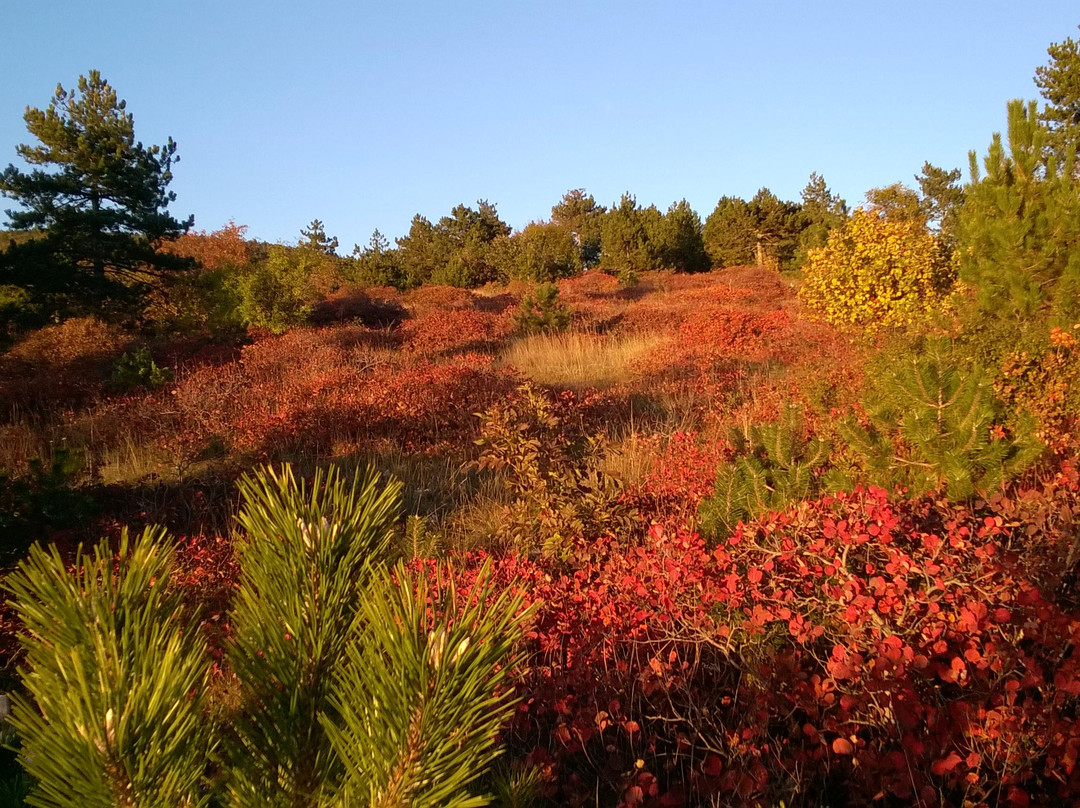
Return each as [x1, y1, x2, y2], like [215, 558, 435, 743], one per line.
[5, 527, 214, 808]
[224, 464, 401, 807]
[957, 99, 1080, 323]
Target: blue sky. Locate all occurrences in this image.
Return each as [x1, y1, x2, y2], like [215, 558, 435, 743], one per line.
[0, 2, 1075, 251]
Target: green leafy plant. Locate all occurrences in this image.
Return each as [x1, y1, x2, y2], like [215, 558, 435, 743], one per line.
[5, 526, 214, 808]
[514, 283, 571, 334]
[475, 384, 634, 559]
[234, 246, 319, 334]
[700, 406, 830, 539]
[112, 345, 173, 389]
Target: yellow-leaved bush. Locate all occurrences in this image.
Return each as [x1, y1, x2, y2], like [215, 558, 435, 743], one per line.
[798, 208, 956, 330]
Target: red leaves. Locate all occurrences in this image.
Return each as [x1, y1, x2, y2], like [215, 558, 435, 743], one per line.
[832, 737, 855, 755]
[931, 751, 963, 776]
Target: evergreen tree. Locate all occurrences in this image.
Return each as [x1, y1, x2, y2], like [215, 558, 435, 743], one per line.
[510, 221, 582, 282]
[837, 342, 1042, 500]
[795, 172, 847, 265]
[396, 214, 439, 287]
[6, 527, 214, 807]
[351, 228, 407, 288]
[703, 196, 756, 268]
[225, 464, 401, 807]
[747, 188, 803, 270]
[299, 219, 339, 255]
[600, 193, 655, 277]
[699, 407, 830, 539]
[957, 99, 1080, 322]
[325, 563, 528, 807]
[915, 162, 964, 246]
[550, 189, 605, 266]
[0, 71, 193, 310]
[1036, 25, 1080, 169]
[653, 199, 709, 273]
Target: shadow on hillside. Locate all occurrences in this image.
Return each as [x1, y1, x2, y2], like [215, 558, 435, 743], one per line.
[310, 290, 408, 329]
[472, 293, 517, 314]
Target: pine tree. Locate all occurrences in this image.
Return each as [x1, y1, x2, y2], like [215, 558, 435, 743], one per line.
[299, 219, 339, 255]
[838, 341, 1042, 500]
[224, 464, 402, 807]
[915, 162, 964, 244]
[699, 407, 830, 539]
[652, 199, 709, 273]
[702, 196, 756, 268]
[747, 188, 804, 270]
[1036, 25, 1080, 170]
[323, 562, 528, 807]
[550, 189, 605, 267]
[7, 464, 530, 807]
[957, 99, 1080, 322]
[0, 71, 193, 310]
[5, 527, 214, 808]
[795, 172, 848, 266]
[600, 193, 654, 276]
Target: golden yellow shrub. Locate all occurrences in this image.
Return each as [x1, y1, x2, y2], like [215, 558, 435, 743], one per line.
[798, 209, 955, 329]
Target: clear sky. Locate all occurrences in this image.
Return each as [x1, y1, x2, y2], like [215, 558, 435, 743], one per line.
[0, 2, 1076, 251]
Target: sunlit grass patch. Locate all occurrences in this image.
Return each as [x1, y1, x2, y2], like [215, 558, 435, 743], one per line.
[498, 330, 666, 389]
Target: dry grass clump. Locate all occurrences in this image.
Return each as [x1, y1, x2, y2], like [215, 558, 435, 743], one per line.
[499, 330, 667, 390]
[3, 316, 130, 367]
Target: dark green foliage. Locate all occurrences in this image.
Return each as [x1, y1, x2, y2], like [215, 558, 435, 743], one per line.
[503, 221, 582, 283]
[599, 193, 660, 275]
[0, 450, 95, 561]
[225, 464, 402, 807]
[958, 100, 1080, 323]
[299, 219, 339, 255]
[5, 526, 214, 808]
[795, 172, 847, 265]
[703, 196, 756, 268]
[915, 162, 964, 245]
[1036, 25, 1080, 168]
[396, 201, 511, 288]
[600, 194, 707, 276]
[837, 341, 1042, 500]
[323, 562, 528, 807]
[350, 229, 409, 289]
[747, 188, 804, 270]
[652, 199, 709, 273]
[703, 189, 804, 270]
[514, 282, 571, 333]
[111, 345, 172, 389]
[550, 189, 605, 266]
[0, 71, 192, 312]
[699, 407, 830, 540]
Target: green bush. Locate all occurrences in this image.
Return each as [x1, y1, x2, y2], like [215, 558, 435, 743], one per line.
[234, 246, 319, 334]
[836, 341, 1042, 500]
[514, 282, 571, 334]
[111, 345, 172, 389]
[699, 407, 830, 540]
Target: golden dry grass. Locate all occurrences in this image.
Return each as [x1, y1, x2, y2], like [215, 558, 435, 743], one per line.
[498, 330, 667, 390]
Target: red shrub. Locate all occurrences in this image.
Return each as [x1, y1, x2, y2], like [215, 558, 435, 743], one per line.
[434, 485, 1080, 806]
